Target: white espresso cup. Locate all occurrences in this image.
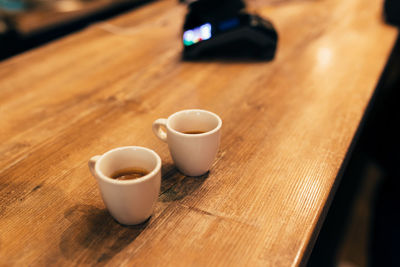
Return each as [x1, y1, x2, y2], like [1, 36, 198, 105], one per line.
[88, 146, 161, 225]
[152, 109, 222, 176]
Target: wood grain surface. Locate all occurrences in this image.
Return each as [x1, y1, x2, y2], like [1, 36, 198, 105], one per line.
[0, 0, 397, 266]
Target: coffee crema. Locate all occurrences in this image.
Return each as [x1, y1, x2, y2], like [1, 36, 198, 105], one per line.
[182, 130, 206, 135]
[110, 167, 149, 181]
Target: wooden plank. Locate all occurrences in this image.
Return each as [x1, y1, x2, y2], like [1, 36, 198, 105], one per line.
[0, 0, 397, 266]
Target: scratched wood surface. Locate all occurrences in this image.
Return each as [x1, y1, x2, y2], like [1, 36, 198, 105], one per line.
[0, 0, 397, 266]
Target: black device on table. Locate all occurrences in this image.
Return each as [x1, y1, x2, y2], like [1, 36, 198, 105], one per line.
[182, 0, 278, 60]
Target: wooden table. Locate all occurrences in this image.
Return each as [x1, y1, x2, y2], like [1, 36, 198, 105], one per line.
[0, 0, 397, 266]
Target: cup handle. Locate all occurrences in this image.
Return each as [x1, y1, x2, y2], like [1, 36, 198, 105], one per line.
[88, 155, 101, 176]
[152, 118, 167, 142]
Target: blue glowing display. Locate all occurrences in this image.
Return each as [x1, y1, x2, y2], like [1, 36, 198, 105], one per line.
[183, 23, 212, 46]
[218, 18, 240, 31]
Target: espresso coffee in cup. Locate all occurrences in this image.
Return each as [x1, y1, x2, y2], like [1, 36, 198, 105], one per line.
[153, 109, 222, 176]
[181, 130, 206, 134]
[89, 146, 161, 225]
[110, 167, 149, 181]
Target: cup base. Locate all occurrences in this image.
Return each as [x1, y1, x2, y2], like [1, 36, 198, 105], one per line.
[113, 214, 152, 226]
[117, 217, 151, 226]
[177, 168, 210, 177]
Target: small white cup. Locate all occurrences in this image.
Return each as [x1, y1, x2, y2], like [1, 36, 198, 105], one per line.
[88, 146, 161, 225]
[152, 109, 222, 176]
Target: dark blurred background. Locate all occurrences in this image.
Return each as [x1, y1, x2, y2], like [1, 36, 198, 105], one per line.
[0, 0, 151, 60]
[307, 1, 400, 266]
[307, 33, 400, 267]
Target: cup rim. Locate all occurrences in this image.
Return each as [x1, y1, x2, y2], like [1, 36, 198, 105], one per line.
[166, 109, 222, 137]
[94, 146, 162, 185]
